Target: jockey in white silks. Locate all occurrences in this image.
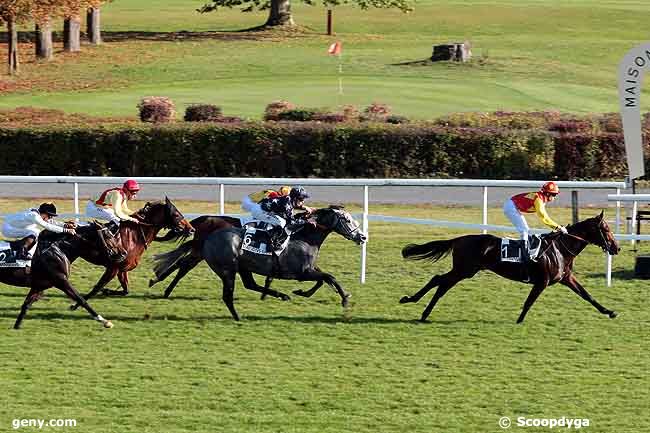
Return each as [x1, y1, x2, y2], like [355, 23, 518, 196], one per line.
[2, 202, 75, 259]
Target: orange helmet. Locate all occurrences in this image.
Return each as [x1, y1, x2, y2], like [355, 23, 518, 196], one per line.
[541, 181, 559, 195]
[123, 179, 141, 192]
[279, 185, 291, 196]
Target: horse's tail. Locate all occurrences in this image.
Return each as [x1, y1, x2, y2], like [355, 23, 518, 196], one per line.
[402, 239, 454, 263]
[152, 241, 193, 278]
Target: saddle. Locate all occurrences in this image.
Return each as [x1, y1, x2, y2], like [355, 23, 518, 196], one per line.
[500, 235, 542, 263]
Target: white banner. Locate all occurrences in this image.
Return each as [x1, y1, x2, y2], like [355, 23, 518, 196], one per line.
[618, 43, 650, 180]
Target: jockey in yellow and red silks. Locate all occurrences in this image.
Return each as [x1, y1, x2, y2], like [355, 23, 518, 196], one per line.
[503, 181, 567, 261]
[86, 180, 141, 232]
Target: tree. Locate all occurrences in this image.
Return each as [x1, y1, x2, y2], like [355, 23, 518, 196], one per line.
[86, 0, 107, 45]
[199, 0, 412, 28]
[0, 0, 33, 74]
[61, 0, 92, 52]
[31, 0, 61, 60]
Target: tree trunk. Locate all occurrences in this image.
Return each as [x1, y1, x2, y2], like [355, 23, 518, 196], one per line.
[265, 0, 294, 26]
[7, 19, 19, 75]
[64, 16, 82, 52]
[35, 21, 54, 61]
[86, 7, 101, 45]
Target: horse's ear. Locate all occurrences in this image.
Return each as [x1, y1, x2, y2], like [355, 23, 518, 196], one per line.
[598, 210, 604, 220]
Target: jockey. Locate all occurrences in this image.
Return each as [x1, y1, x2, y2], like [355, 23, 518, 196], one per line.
[86, 179, 140, 233]
[241, 185, 291, 216]
[2, 202, 76, 260]
[504, 181, 567, 263]
[258, 186, 316, 248]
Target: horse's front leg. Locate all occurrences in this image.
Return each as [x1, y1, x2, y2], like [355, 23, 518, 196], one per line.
[71, 266, 119, 310]
[58, 278, 113, 328]
[240, 271, 290, 301]
[298, 269, 351, 308]
[561, 273, 617, 319]
[103, 270, 129, 296]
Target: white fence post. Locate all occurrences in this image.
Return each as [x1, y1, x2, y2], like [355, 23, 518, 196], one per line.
[73, 182, 79, 222]
[361, 185, 369, 284]
[606, 254, 612, 287]
[482, 186, 488, 234]
[631, 200, 638, 248]
[615, 188, 621, 233]
[219, 184, 225, 215]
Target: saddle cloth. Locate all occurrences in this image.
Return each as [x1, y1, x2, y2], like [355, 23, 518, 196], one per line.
[240, 224, 290, 257]
[0, 247, 30, 268]
[500, 235, 542, 263]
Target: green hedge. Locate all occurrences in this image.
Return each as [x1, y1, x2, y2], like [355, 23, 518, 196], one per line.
[0, 122, 631, 179]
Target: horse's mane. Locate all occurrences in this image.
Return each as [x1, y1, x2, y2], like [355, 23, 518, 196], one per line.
[133, 201, 165, 219]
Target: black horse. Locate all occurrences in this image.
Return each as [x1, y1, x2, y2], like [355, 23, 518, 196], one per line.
[164, 206, 367, 321]
[11, 223, 125, 329]
[400, 211, 620, 323]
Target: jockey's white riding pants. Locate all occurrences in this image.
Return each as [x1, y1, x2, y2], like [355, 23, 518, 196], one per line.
[1, 224, 39, 256]
[503, 199, 529, 241]
[85, 200, 121, 223]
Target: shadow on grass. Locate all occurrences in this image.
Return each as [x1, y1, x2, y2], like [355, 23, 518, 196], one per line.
[0, 291, 209, 301]
[0, 310, 509, 326]
[586, 269, 643, 281]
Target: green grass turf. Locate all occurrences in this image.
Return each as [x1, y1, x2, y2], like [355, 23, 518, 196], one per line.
[0, 199, 648, 432]
[1, 0, 650, 118]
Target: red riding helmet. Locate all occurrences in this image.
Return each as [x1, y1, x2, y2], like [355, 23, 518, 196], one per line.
[541, 181, 560, 195]
[123, 179, 141, 192]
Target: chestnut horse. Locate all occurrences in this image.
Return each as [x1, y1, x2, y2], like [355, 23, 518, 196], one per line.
[400, 212, 620, 323]
[70, 198, 193, 309]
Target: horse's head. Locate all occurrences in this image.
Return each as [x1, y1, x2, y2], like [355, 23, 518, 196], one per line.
[568, 211, 619, 255]
[313, 206, 367, 245]
[137, 197, 194, 236]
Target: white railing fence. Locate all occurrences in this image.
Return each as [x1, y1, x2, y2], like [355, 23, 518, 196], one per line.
[0, 176, 632, 285]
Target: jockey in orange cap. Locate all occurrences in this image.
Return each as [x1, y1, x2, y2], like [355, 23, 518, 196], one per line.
[241, 185, 293, 219]
[504, 181, 567, 263]
[86, 179, 141, 233]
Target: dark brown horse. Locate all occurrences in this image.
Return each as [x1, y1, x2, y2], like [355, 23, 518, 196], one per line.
[70, 198, 193, 309]
[400, 211, 620, 323]
[150, 215, 322, 300]
[11, 223, 125, 329]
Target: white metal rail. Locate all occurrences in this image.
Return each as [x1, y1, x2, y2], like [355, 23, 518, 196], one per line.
[0, 176, 627, 285]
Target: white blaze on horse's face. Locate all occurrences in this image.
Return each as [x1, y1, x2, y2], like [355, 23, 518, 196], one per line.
[332, 209, 367, 245]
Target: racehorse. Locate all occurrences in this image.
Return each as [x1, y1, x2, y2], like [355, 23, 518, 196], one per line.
[11, 223, 125, 329]
[399, 211, 620, 323]
[186, 206, 366, 320]
[70, 198, 194, 309]
[149, 215, 323, 299]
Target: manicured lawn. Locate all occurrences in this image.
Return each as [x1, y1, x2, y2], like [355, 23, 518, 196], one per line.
[1, 0, 649, 118]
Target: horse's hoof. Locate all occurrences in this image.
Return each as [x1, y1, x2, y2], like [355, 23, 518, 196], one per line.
[399, 296, 411, 304]
[148, 279, 157, 288]
[418, 318, 429, 323]
[104, 321, 114, 329]
[609, 311, 618, 319]
[341, 294, 351, 308]
[69, 304, 79, 311]
[292, 290, 304, 296]
[280, 294, 291, 302]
